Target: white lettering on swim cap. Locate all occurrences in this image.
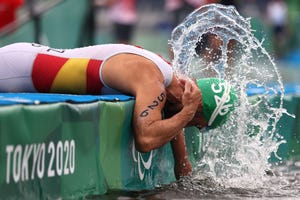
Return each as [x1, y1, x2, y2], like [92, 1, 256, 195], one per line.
[208, 81, 233, 126]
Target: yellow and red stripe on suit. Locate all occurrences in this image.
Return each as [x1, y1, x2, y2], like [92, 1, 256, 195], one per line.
[32, 54, 103, 94]
[0, 43, 173, 94]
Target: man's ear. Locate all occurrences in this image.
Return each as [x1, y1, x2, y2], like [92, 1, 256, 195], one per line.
[178, 78, 186, 88]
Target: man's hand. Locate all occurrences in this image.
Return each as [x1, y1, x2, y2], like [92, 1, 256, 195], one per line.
[180, 79, 202, 122]
[174, 155, 192, 180]
[171, 131, 192, 180]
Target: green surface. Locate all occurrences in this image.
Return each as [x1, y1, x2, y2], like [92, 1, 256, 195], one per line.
[0, 99, 200, 198]
[0, 94, 300, 198]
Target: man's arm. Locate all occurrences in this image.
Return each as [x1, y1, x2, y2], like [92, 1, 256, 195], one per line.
[101, 54, 200, 153]
[171, 130, 192, 180]
[133, 80, 200, 152]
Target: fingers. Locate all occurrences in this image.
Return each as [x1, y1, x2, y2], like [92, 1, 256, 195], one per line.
[178, 79, 201, 122]
[184, 80, 200, 97]
[184, 80, 192, 93]
[182, 80, 201, 107]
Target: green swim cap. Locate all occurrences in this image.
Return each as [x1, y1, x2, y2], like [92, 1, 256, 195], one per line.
[196, 78, 237, 129]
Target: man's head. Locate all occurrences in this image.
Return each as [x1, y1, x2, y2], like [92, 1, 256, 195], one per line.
[165, 76, 237, 129]
[195, 78, 237, 129]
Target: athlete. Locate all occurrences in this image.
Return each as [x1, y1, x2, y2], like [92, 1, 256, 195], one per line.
[0, 42, 236, 179]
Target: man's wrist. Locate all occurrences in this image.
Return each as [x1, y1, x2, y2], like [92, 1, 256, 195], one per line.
[178, 106, 196, 122]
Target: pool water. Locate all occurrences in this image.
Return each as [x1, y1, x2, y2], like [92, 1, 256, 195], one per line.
[91, 160, 300, 199]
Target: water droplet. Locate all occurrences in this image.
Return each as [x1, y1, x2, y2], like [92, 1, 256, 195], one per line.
[170, 4, 286, 189]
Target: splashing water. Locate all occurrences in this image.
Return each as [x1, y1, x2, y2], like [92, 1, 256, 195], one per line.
[170, 4, 290, 190]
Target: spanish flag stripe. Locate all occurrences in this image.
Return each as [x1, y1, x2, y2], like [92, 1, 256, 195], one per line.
[32, 54, 68, 92]
[86, 59, 103, 94]
[50, 58, 89, 94]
